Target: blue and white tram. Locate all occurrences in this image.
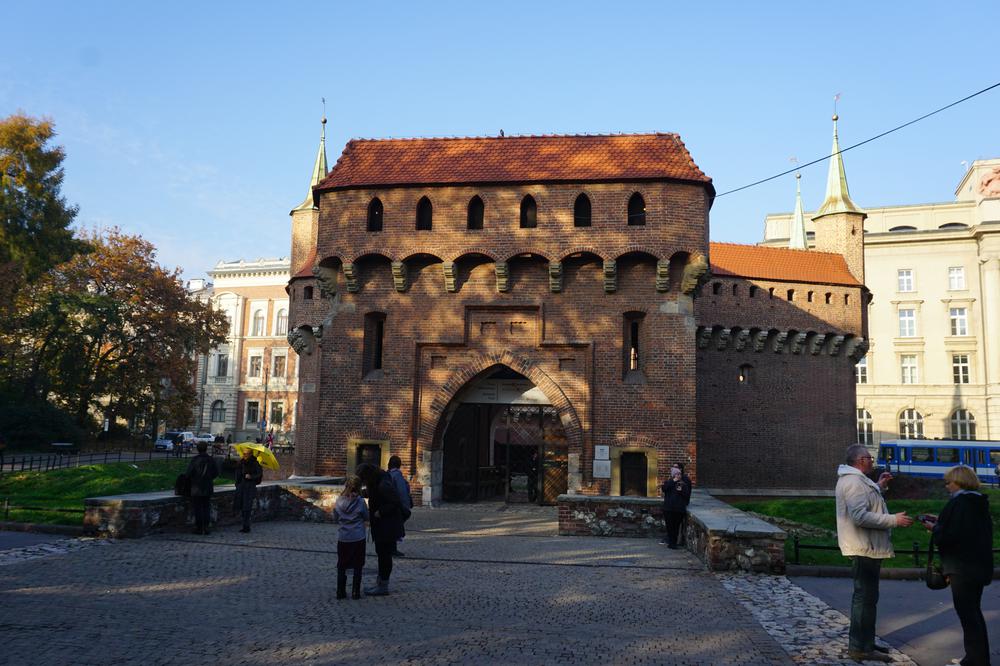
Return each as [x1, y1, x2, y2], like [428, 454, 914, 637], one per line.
[877, 440, 1000, 482]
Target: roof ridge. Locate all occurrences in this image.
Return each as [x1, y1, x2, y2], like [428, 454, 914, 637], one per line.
[709, 241, 843, 258]
[344, 132, 681, 143]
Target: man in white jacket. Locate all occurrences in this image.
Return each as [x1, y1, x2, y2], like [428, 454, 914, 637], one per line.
[836, 444, 913, 663]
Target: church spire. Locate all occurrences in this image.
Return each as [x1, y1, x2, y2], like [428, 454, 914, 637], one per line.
[294, 113, 328, 211]
[815, 114, 862, 216]
[788, 173, 808, 249]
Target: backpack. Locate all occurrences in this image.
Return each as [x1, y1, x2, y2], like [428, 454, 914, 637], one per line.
[174, 473, 191, 497]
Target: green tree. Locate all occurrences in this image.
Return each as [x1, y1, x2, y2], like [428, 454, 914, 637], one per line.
[0, 113, 88, 282]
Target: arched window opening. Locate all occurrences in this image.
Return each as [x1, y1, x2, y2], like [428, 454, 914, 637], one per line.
[623, 311, 645, 381]
[825, 292, 832, 304]
[786, 289, 795, 301]
[627, 193, 646, 226]
[738, 364, 753, 385]
[303, 286, 314, 300]
[367, 198, 383, 232]
[844, 294, 851, 305]
[712, 282, 722, 295]
[416, 196, 433, 231]
[749, 286, 758, 297]
[732, 284, 739, 297]
[768, 287, 775, 299]
[950, 409, 976, 440]
[252, 310, 265, 336]
[898, 409, 924, 439]
[574, 193, 591, 227]
[363, 312, 386, 378]
[211, 400, 226, 423]
[856, 409, 873, 446]
[807, 291, 814, 303]
[467, 195, 484, 230]
[275, 309, 288, 336]
[520, 195, 537, 229]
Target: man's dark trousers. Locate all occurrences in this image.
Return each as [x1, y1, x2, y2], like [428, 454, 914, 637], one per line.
[191, 496, 211, 532]
[849, 556, 882, 653]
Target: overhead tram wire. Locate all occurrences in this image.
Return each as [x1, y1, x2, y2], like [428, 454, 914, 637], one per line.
[716, 81, 1000, 198]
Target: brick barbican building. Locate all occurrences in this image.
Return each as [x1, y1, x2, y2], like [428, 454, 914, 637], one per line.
[286, 118, 868, 504]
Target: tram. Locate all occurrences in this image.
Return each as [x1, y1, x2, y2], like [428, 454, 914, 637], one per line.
[877, 439, 1000, 482]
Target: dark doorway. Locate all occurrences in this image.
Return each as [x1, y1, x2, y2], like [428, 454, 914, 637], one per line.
[620, 452, 647, 497]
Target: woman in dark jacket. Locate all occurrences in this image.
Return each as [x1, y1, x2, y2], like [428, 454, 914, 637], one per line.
[356, 462, 404, 596]
[921, 465, 993, 666]
[185, 442, 219, 534]
[661, 467, 692, 549]
[234, 449, 263, 533]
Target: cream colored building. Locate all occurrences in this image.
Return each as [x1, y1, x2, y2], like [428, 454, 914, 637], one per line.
[763, 157, 1000, 444]
[189, 258, 298, 442]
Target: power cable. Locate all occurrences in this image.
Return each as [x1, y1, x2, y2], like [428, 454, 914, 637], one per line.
[716, 81, 1000, 198]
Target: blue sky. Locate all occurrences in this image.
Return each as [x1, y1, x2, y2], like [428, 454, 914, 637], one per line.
[3, 2, 998, 280]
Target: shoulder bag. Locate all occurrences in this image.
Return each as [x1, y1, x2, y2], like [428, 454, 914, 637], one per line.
[925, 540, 949, 590]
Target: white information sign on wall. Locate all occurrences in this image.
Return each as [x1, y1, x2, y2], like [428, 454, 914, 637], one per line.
[593, 460, 611, 478]
[594, 445, 610, 460]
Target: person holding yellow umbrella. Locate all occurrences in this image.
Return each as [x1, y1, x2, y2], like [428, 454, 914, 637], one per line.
[233, 444, 270, 532]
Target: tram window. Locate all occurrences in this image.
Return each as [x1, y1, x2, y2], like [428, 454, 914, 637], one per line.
[910, 447, 932, 463]
[990, 451, 1000, 465]
[936, 448, 959, 463]
[878, 447, 894, 462]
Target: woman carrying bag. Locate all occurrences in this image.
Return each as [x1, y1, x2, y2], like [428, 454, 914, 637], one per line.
[920, 465, 993, 666]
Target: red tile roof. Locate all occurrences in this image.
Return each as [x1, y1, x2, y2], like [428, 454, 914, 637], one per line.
[316, 133, 713, 192]
[292, 248, 317, 279]
[709, 242, 862, 287]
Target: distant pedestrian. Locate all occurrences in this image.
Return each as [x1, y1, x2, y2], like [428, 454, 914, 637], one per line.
[356, 462, 405, 596]
[234, 448, 263, 533]
[526, 448, 539, 503]
[265, 429, 274, 449]
[225, 432, 232, 446]
[920, 465, 993, 666]
[334, 475, 369, 600]
[185, 441, 219, 535]
[676, 461, 692, 545]
[660, 467, 691, 548]
[173, 433, 184, 458]
[387, 455, 413, 557]
[836, 444, 912, 663]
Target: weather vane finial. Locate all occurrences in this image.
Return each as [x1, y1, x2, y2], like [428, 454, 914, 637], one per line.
[321, 97, 327, 125]
[833, 93, 841, 120]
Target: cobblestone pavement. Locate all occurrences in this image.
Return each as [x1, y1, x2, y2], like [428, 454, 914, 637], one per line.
[0, 505, 912, 665]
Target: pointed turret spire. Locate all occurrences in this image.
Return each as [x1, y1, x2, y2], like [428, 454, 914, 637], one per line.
[815, 114, 862, 216]
[294, 113, 329, 211]
[788, 174, 808, 249]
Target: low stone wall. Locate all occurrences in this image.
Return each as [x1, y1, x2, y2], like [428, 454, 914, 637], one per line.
[557, 490, 786, 574]
[83, 478, 345, 538]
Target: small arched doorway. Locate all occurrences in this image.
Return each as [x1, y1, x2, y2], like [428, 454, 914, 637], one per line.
[441, 367, 568, 504]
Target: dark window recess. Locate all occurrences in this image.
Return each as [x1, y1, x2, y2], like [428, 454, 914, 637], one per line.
[627, 193, 646, 225]
[416, 196, 433, 230]
[623, 312, 645, 380]
[363, 312, 386, 377]
[619, 452, 647, 497]
[303, 286, 314, 300]
[467, 195, 484, 230]
[574, 193, 591, 227]
[738, 364, 753, 385]
[356, 443, 382, 468]
[367, 197, 383, 232]
[520, 195, 537, 228]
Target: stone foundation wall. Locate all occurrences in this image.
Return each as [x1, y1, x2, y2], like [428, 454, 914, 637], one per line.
[557, 491, 786, 574]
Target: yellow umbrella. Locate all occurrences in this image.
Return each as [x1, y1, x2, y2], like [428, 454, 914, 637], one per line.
[233, 442, 280, 470]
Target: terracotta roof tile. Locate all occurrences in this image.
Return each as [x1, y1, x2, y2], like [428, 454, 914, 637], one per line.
[292, 248, 317, 279]
[709, 242, 861, 287]
[316, 133, 712, 192]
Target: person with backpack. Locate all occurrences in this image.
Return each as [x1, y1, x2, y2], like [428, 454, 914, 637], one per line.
[387, 455, 413, 556]
[185, 441, 219, 534]
[355, 462, 405, 596]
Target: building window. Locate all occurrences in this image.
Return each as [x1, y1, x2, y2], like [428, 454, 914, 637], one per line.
[807, 291, 814, 303]
[245, 401, 259, 426]
[825, 292, 832, 304]
[249, 355, 262, 378]
[519, 195, 537, 228]
[900, 354, 918, 384]
[952, 354, 970, 384]
[252, 310, 265, 336]
[273, 354, 286, 378]
[270, 402, 284, 430]
[738, 364, 753, 385]
[216, 353, 229, 377]
[749, 286, 757, 297]
[574, 193, 591, 227]
[950, 409, 976, 440]
[210, 400, 226, 423]
[855, 355, 868, 384]
[897, 309, 916, 337]
[303, 286, 313, 300]
[948, 266, 966, 290]
[275, 309, 288, 336]
[856, 409, 873, 446]
[467, 195, 484, 230]
[786, 289, 794, 301]
[416, 196, 432, 231]
[367, 197, 383, 232]
[623, 311, 645, 378]
[898, 409, 924, 439]
[627, 193, 646, 226]
[363, 312, 386, 377]
[897, 269, 914, 292]
[949, 307, 968, 336]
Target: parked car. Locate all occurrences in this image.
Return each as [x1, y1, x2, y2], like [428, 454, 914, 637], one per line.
[194, 433, 215, 445]
[154, 431, 196, 452]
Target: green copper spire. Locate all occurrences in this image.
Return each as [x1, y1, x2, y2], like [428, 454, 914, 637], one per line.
[815, 114, 862, 216]
[294, 115, 328, 211]
[788, 173, 808, 249]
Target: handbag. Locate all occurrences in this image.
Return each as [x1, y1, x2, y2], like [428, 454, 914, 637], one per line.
[925, 540, 949, 590]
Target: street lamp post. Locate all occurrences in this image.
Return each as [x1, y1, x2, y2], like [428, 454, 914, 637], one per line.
[259, 364, 269, 442]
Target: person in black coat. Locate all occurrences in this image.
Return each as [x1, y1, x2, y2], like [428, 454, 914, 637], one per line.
[660, 467, 692, 549]
[234, 448, 263, 533]
[921, 465, 993, 666]
[356, 462, 405, 596]
[186, 442, 219, 534]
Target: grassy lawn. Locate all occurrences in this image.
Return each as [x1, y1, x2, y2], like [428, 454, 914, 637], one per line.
[0, 459, 230, 526]
[731, 488, 1000, 568]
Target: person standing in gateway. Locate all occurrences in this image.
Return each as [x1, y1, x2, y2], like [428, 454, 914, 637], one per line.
[835, 444, 913, 663]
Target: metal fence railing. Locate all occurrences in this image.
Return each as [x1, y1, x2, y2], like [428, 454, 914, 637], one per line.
[1, 498, 86, 520]
[0, 449, 189, 474]
[791, 535, 1000, 566]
